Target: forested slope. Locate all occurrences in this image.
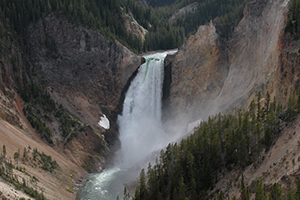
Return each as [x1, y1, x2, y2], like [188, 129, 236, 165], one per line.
[0, 0, 263, 53]
[131, 0, 300, 199]
[133, 92, 300, 199]
[145, 0, 252, 39]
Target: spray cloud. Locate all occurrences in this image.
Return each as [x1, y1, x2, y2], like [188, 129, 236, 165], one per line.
[116, 51, 177, 168]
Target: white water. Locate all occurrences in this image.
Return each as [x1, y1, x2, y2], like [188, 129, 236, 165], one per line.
[116, 51, 176, 168]
[79, 50, 177, 200]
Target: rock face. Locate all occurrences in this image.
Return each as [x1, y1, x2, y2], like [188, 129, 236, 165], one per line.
[168, 2, 199, 23]
[166, 0, 290, 124]
[0, 13, 143, 200]
[0, 32, 24, 129]
[0, 21, 89, 200]
[123, 13, 148, 42]
[210, 0, 288, 112]
[276, 33, 300, 105]
[26, 14, 143, 166]
[164, 21, 229, 122]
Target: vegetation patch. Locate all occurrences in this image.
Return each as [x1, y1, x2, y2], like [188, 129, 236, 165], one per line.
[0, 145, 53, 200]
[132, 90, 300, 200]
[21, 83, 85, 145]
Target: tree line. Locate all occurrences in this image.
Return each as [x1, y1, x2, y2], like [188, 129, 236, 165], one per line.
[132, 90, 300, 200]
[142, 0, 253, 40]
[0, 0, 185, 53]
[0, 0, 260, 53]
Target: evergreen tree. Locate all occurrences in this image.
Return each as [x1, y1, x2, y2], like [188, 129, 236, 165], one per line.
[255, 179, 266, 200]
[295, 179, 300, 200]
[123, 186, 130, 200]
[177, 176, 186, 200]
[287, 187, 295, 200]
[2, 145, 6, 162]
[269, 183, 283, 200]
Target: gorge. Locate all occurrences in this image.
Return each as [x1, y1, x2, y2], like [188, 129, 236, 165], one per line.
[1, 0, 300, 199]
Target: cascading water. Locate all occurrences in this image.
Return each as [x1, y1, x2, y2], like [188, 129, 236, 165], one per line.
[78, 50, 177, 200]
[116, 52, 173, 168]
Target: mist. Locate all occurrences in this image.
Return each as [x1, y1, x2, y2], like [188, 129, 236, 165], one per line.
[115, 51, 178, 169]
[79, 50, 197, 200]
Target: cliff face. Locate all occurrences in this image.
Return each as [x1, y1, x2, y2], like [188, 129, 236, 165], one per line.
[166, 0, 290, 123]
[28, 14, 142, 115]
[0, 13, 143, 200]
[210, 0, 288, 112]
[164, 21, 228, 122]
[0, 22, 87, 200]
[26, 14, 143, 166]
[276, 33, 300, 105]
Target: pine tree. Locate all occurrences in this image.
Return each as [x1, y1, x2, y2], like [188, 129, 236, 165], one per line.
[137, 168, 147, 200]
[123, 187, 130, 200]
[13, 149, 20, 166]
[295, 179, 300, 200]
[178, 176, 186, 200]
[287, 187, 295, 200]
[255, 179, 266, 200]
[268, 183, 283, 200]
[241, 174, 250, 200]
[2, 145, 6, 160]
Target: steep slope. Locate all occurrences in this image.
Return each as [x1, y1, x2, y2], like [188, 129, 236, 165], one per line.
[166, 0, 290, 124]
[0, 21, 87, 200]
[163, 21, 229, 124]
[210, 113, 300, 199]
[0, 13, 143, 199]
[168, 2, 199, 23]
[163, 0, 300, 198]
[26, 14, 143, 167]
[210, 0, 288, 113]
[276, 32, 300, 105]
[0, 119, 87, 200]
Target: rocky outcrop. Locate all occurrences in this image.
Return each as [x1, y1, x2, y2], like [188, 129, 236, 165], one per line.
[123, 12, 148, 42]
[210, 0, 288, 113]
[166, 0, 290, 124]
[276, 33, 300, 105]
[168, 2, 199, 23]
[164, 21, 229, 122]
[26, 14, 143, 167]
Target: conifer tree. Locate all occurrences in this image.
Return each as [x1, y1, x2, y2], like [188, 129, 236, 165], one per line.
[255, 179, 266, 200]
[177, 176, 186, 200]
[287, 187, 295, 200]
[295, 179, 300, 200]
[269, 183, 283, 200]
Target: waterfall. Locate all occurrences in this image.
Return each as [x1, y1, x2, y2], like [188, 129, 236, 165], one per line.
[78, 50, 177, 200]
[117, 51, 176, 168]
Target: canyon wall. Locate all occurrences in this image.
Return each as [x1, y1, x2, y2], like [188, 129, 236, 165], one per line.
[26, 14, 143, 166]
[165, 0, 292, 125]
[0, 14, 143, 199]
